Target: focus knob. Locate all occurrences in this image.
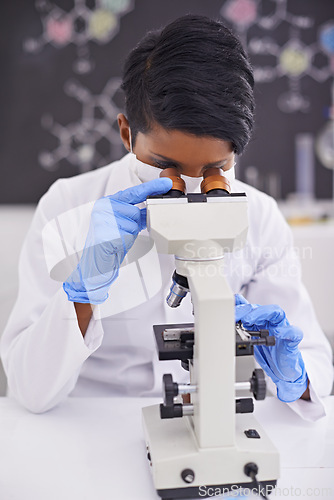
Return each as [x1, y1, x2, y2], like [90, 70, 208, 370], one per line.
[250, 369, 266, 400]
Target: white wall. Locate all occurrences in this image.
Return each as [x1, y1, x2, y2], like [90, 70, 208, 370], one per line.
[290, 224, 334, 350]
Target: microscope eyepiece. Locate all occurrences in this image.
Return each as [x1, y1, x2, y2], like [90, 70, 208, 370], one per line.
[166, 271, 189, 308]
[160, 168, 185, 197]
[200, 167, 231, 196]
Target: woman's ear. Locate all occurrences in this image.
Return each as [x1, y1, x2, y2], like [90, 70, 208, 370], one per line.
[117, 113, 131, 152]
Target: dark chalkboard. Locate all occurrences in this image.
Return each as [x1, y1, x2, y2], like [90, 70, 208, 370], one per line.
[0, 0, 333, 203]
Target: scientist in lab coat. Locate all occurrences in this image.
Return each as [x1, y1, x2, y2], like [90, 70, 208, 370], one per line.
[1, 15, 333, 416]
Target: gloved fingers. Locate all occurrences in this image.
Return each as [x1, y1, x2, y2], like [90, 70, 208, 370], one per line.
[111, 178, 173, 205]
[235, 294, 249, 305]
[115, 214, 141, 236]
[94, 198, 142, 223]
[111, 201, 143, 230]
[271, 324, 303, 344]
[92, 196, 116, 216]
[235, 303, 258, 324]
[140, 207, 147, 231]
[253, 346, 276, 381]
[254, 344, 296, 384]
[237, 304, 288, 330]
[88, 203, 140, 243]
[276, 374, 309, 403]
[255, 343, 307, 393]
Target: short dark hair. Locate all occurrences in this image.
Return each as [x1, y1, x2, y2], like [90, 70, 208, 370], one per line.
[121, 15, 255, 155]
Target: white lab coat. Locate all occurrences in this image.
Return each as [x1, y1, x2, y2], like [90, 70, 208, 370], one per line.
[1, 153, 333, 418]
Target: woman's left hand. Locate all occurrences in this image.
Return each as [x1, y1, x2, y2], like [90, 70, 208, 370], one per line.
[235, 294, 308, 403]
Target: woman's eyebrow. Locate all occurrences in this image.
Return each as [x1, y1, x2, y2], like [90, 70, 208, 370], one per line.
[150, 152, 182, 167]
[150, 152, 228, 168]
[203, 159, 228, 168]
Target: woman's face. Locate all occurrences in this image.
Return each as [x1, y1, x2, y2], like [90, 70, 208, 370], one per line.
[117, 113, 235, 178]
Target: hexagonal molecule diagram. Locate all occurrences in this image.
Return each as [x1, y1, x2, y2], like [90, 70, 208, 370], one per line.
[24, 0, 134, 74]
[39, 78, 124, 173]
[221, 0, 334, 113]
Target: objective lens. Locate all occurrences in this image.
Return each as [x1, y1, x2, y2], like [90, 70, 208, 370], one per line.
[166, 281, 188, 308]
[166, 271, 189, 308]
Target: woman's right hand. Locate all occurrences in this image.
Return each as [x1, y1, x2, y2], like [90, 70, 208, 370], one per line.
[63, 177, 172, 304]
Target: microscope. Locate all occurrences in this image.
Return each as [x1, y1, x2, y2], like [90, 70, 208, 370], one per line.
[142, 168, 279, 499]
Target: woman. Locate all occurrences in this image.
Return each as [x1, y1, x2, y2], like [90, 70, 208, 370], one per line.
[1, 15, 332, 415]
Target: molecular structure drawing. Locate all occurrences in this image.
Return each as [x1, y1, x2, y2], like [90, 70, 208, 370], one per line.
[39, 78, 124, 172]
[24, 0, 134, 74]
[221, 0, 334, 113]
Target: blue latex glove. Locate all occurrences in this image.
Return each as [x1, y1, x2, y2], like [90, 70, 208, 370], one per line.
[235, 294, 308, 403]
[63, 178, 172, 304]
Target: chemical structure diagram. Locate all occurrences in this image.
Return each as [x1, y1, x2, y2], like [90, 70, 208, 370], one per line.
[221, 0, 334, 113]
[23, 0, 133, 173]
[27, 0, 334, 175]
[24, 0, 134, 74]
[39, 78, 124, 172]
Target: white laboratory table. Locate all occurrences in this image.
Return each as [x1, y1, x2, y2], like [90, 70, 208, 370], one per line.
[0, 396, 333, 500]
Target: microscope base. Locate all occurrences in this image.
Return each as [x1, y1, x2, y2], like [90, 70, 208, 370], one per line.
[142, 404, 279, 499]
[157, 480, 277, 499]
